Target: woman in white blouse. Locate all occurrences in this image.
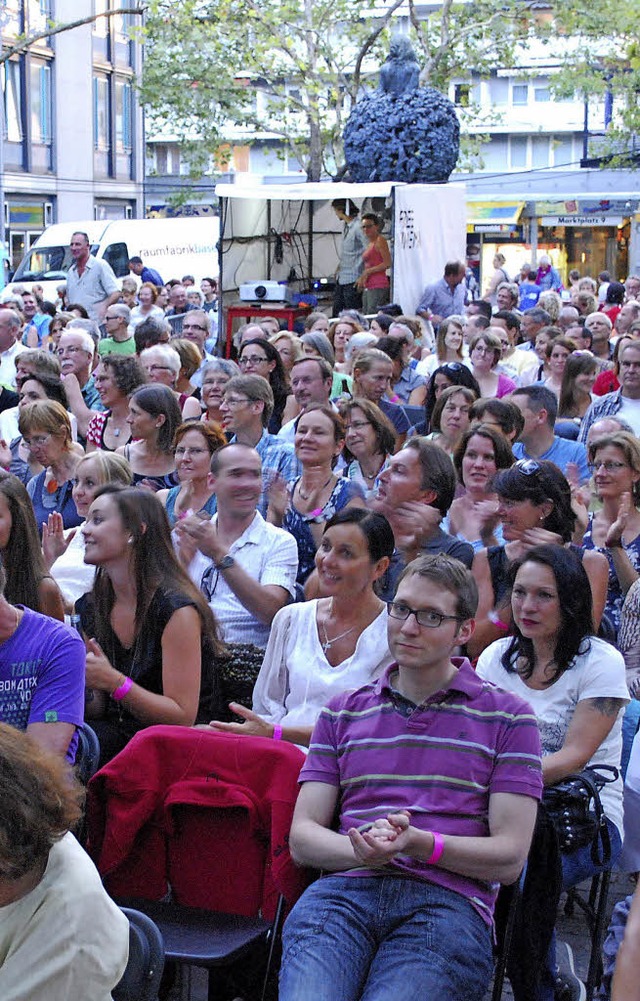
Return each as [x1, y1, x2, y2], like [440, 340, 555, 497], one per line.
[208, 509, 395, 747]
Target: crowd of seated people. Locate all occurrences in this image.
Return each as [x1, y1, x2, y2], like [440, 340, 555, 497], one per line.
[1, 256, 640, 999]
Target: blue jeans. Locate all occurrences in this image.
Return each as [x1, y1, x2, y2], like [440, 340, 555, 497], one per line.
[279, 873, 494, 1001]
[538, 818, 623, 1001]
[621, 700, 640, 780]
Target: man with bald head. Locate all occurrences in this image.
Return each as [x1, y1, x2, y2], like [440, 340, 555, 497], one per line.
[615, 301, 640, 338]
[557, 306, 580, 332]
[584, 312, 613, 360]
[586, 416, 634, 449]
[238, 323, 269, 350]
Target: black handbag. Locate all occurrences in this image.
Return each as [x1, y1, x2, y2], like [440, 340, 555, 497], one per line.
[542, 765, 619, 866]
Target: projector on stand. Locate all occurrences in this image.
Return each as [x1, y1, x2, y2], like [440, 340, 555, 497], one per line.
[239, 281, 290, 302]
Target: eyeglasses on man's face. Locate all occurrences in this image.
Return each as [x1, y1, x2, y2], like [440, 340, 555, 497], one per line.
[387, 601, 460, 629]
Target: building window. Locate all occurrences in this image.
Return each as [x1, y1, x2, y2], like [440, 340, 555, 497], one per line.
[93, 76, 110, 151]
[512, 84, 528, 106]
[531, 136, 549, 168]
[30, 62, 52, 144]
[3, 60, 23, 142]
[28, 0, 52, 30]
[534, 87, 550, 102]
[115, 79, 132, 152]
[153, 145, 180, 174]
[154, 145, 167, 173]
[510, 136, 528, 168]
[93, 0, 109, 34]
[454, 84, 471, 107]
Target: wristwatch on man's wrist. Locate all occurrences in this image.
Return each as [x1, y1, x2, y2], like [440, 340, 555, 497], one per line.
[214, 554, 235, 571]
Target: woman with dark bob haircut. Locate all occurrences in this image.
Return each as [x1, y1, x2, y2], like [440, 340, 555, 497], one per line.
[469, 460, 609, 659]
[208, 508, 395, 748]
[116, 383, 182, 490]
[78, 485, 226, 765]
[415, 362, 481, 435]
[477, 545, 627, 1000]
[0, 723, 129, 996]
[448, 424, 514, 551]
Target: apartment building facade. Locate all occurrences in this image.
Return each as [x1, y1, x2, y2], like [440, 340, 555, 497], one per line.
[1, 0, 144, 277]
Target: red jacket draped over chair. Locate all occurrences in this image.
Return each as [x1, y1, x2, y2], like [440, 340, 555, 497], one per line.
[87, 726, 308, 921]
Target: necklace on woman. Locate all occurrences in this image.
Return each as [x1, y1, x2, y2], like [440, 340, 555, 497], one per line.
[360, 457, 384, 482]
[321, 600, 356, 654]
[109, 415, 128, 439]
[298, 473, 333, 502]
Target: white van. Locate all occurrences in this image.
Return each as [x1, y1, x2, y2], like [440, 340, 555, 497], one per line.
[9, 217, 219, 301]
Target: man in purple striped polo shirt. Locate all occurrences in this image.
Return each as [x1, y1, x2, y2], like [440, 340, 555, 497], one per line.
[280, 554, 543, 1001]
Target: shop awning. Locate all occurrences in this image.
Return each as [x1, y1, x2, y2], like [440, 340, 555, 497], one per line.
[467, 201, 525, 226]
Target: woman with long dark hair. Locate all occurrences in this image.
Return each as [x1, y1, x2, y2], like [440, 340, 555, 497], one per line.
[558, 351, 597, 422]
[77, 485, 225, 764]
[0, 471, 64, 620]
[424, 384, 478, 457]
[238, 338, 295, 433]
[356, 213, 391, 314]
[477, 545, 627, 1000]
[470, 459, 608, 658]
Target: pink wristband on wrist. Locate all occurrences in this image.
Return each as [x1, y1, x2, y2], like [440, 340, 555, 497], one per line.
[272, 724, 283, 741]
[111, 676, 133, 701]
[426, 831, 445, 865]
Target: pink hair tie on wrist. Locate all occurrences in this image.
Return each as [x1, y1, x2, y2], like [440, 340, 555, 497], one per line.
[272, 724, 283, 741]
[426, 831, 445, 865]
[111, 676, 133, 701]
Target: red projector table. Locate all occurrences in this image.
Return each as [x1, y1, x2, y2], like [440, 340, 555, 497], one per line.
[224, 302, 311, 357]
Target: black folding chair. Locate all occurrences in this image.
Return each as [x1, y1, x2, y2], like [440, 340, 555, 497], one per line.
[564, 868, 613, 1001]
[113, 907, 165, 1001]
[118, 895, 283, 1001]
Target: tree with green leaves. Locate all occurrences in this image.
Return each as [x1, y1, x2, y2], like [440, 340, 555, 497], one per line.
[141, 0, 639, 181]
[141, 0, 408, 182]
